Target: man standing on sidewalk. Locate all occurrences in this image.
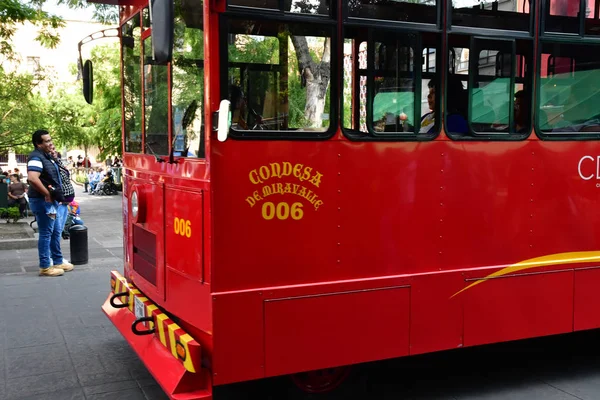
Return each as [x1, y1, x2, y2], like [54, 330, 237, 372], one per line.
[26, 130, 74, 277]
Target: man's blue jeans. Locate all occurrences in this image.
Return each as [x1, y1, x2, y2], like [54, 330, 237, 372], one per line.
[29, 197, 65, 269]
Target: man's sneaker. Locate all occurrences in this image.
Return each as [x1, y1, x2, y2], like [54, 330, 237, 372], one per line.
[39, 267, 64, 277]
[54, 262, 74, 272]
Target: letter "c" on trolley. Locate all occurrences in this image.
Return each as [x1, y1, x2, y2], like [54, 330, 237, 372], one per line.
[579, 156, 594, 180]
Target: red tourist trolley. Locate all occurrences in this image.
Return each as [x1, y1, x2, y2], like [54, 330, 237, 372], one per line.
[82, 0, 600, 397]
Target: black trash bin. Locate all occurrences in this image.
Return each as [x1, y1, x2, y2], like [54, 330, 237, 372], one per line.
[0, 180, 7, 208]
[69, 225, 88, 265]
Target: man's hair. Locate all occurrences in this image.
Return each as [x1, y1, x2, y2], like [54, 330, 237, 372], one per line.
[11, 174, 19, 179]
[32, 130, 49, 147]
[428, 79, 435, 89]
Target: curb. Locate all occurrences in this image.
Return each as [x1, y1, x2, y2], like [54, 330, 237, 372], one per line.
[0, 237, 37, 250]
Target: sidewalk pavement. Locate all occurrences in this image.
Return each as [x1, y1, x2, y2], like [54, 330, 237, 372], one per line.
[0, 185, 168, 400]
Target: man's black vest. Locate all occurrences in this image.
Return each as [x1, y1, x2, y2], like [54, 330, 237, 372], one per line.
[27, 148, 62, 199]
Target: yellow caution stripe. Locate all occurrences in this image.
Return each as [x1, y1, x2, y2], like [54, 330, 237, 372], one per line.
[109, 271, 202, 373]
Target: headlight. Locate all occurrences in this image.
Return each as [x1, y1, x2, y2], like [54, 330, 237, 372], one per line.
[131, 190, 139, 220]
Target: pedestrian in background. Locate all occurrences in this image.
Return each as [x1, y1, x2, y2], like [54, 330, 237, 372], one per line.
[50, 145, 76, 242]
[26, 130, 74, 277]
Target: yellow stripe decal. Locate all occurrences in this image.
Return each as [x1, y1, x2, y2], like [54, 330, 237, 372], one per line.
[179, 333, 196, 373]
[145, 305, 157, 330]
[452, 251, 600, 298]
[167, 323, 180, 358]
[156, 314, 168, 346]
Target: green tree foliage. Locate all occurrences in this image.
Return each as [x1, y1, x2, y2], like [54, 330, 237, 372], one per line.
[0, 70, 47, 151]
[48, 43, 122, 160]
[0, 0, 64, 60]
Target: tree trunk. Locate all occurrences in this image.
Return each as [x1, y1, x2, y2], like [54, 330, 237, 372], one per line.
[290, 36, 331, 128]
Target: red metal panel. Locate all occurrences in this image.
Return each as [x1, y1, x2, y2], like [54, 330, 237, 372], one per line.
[463, 271, 574, 347]
[409, 272, 463, 355]
[212, 291, 264, 385]
[129, 178, 166, 301]
[165, 188, 204, 281]
[263, 287, 410, 377]
[574, 268, 600, 331]
[166, 269, 213, 336]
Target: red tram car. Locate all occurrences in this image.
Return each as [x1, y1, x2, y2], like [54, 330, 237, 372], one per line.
[86, 0, 600, 397]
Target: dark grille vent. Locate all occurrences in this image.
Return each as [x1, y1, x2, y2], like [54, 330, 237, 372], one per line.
[132, 225, 157, 285]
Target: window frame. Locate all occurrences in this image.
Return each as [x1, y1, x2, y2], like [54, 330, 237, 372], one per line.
[341, 21, 442, 141]
[219, 12, 339, 140]
[343, 0, 443, 31]
[535, 37, 600, 141]
[540, 0, 595, 37]
[170, 2, 206, 159]
[444, 31, 533, 142]
[448, 0, 536, 37]
[121, 12, 144, 155]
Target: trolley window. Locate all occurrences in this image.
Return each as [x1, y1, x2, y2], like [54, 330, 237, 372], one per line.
[342, 27, 441, 139]
[171, 0, 205, 158]
[537, 41, 600, 138]
[544, 0, 600, 35]
[122, 14, 142, 153]
[224, 19, 334, 136]
[143, 35, 169, 156]
[347, 0, 438, 25]
[446, 35, 533, 139]
[228, 0, 330, 15]
[451, 0, 532, 32]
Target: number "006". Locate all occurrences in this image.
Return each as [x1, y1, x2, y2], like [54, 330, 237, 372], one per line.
[173, 217, 192, 238]
[261, 202, 303, 220]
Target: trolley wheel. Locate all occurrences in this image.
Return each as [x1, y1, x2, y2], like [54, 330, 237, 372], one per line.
[290, 366, 351, 394]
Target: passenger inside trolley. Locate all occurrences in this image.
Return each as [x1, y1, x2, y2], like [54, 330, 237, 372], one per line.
[445, 76, 468, 134]
[419, 80, 435, 134]
[514, 90, 529, 134]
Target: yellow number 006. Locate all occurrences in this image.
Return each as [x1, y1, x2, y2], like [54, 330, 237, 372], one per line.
[173, 217, 192, 238]
[261, 202, 303, 220]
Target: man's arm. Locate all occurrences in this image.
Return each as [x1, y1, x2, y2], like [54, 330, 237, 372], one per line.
[27, 171, 52, 203]
[7, 188, 17, 200]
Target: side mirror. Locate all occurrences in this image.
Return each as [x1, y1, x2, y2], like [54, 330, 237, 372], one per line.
[217, 100, 231, 142]
[150, 0, 174, 64]
[83, 60, 93, 105]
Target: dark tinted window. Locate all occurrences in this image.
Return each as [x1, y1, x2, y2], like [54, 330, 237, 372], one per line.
[545, 0, 579, 33]
[544, 0, 600, 35]
[122, 15, 142, 153]
[452, 0, 531, 31]
[229, 0, 330, 15]
[348, 0, 438, 25]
